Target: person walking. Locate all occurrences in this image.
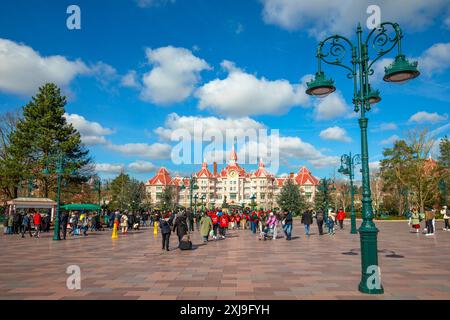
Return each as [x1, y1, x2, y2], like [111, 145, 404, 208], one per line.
[13, 211, 21, 234]
[327, 209, 335, 235]
[241, 212, 246, 230]
[425, 207, 435, 236]
[219, 212, 229, 239]
[7, 213, 14, 235]
[159, 213, 173, 251]
[337, 209, 346, 230]
[60, 211, 69, 240]
[282, 211, 293, 240]
[316, 210, 324, 235]
[442, 206, 450, 231]
[210, 211, 219, 239]
[120, 213, 128, 234]
[200, 212, 213, 242]
[21, 213, 32, 238]
[33, 212, 42, 238]
[301, 209, 313, 236]
[173, 213, 188, 245]
[250, 211, 258, 234]
[408, 208, 421, 233]
[187, 210, 194, 232]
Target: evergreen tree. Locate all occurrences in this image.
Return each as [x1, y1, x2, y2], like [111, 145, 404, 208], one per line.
[6, 83, 91, 198]
[160, 186, 175, 211]
[109, 172, 131, 211]
[277, 178, 306, 216]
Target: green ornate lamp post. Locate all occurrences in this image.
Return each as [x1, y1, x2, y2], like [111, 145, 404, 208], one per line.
[201, 194, 206, 212]
[41, 152, 72, 241]
[180, 175, 198, 213]
[338, 152, 361, 234]
[306, 22, 419, 294]
[193, 193, 198, 217]
[250, 194, 257, 212]
[93, 178, 102, 206]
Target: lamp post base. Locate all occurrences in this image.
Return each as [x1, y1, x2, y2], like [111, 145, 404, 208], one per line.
[350, 214, 358, 234]
[358, 223, 384, 295]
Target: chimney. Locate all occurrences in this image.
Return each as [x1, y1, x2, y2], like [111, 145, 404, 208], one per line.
[289, 172, 295, 179]
[213, 162, 218, 176]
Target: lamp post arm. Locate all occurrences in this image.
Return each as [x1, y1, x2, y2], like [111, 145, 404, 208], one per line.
[318, 35, 356, 75]
[365, 22, 403, 73]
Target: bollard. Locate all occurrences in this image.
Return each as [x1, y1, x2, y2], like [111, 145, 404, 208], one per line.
[112, 220, 119, 239]
[153, 221, 159, 236]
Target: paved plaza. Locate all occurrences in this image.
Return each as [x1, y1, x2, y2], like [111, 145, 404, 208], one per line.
[0, 219, 449, 300]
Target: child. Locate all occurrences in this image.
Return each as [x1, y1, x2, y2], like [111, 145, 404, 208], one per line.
[408, 208, 421, 233]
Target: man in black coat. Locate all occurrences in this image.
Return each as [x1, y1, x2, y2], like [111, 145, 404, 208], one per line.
[173, 213, 188, 244]
[301, 210, 313, 236]
[60, 211, 69, 240]
[316, 210, 324, 235]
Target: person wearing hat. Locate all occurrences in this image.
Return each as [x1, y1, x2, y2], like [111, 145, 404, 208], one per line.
[442, 206, 450, 231]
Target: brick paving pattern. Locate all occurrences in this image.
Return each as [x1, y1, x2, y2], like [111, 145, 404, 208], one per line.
[0, 220, 449, 300]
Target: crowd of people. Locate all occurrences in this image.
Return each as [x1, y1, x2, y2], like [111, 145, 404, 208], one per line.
[2, 205, 449, 250]
[407, 205, 449, 236]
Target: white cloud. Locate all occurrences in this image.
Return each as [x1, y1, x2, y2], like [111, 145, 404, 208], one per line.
[141, 46, 211, 104]
[121, 70, 141, 89]
[278, 136, 339, 168]
[313, 91, 352, 121]
[196, 61, 310, 117]
[95, 163, 124, 174]
[261, 0, 449, 39]
[319, 126, 352, 142]
[371, 122, 398, 132]
[408, 111, 448, 124]
[154, 112, 266, 141]
[418, 42, 450, 77]
[380, 134, 400, 145]
[0, 38, 118, 96]
[369, 161, 380, 172]
[0, 38, 90, 95]
[106, 142, 171, 159]
[128, 160, 157, 173]
[64, 113, 114, 146]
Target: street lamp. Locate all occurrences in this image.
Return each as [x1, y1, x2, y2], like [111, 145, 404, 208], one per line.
[250, 194, 257, 212]
[93, 177, 102, 206]
[306, 22, 419, 294]
[201, 194, 206, 212]
[193, 193, 198, 217]
[338, 152, 361, 234]
[180, 175, 199, 213]
[41, 152, 76, 241]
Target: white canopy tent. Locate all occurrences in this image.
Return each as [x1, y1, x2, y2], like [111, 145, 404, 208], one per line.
[7, 197, 57, 219]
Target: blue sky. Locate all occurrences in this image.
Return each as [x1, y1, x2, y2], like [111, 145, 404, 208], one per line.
[0, 0, 449, 182]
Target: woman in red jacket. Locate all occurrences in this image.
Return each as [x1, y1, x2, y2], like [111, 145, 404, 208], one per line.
[219, 213, 229, 239]
[33, 212, 42, 238]
[210, 211, 219, 239]
[337, 209, 346, 230]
